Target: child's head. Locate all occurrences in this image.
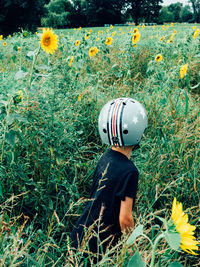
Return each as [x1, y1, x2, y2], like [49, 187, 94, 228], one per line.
[98, 98, 147, 147]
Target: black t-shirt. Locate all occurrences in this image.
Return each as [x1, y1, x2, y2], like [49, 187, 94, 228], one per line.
[71, 148, 139, 253]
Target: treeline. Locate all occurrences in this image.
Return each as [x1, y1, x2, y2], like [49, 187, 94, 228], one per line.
[0, 0, 200, 35]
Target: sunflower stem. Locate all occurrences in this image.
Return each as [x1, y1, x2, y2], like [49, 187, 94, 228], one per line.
[28, 45, 41, 91]
[149, 233, 164, 267]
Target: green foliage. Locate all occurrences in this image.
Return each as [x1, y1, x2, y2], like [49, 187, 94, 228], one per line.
[168, 262, 184, 267]
[180, 6, 193, 22]
[42, 0, 73, 28]
[126, 0, 163, 24]
[128, 250, 146, 267]
[158, 7, 175, 23]
[158, 2, 196, 24]
[0, 24, 199, 266]
[189, 0, 200, 22]
[86, 0, 124, 26]
[0, 0, 50, 36]
[168, 3, 183, 22]
[126, 225, 143, 245]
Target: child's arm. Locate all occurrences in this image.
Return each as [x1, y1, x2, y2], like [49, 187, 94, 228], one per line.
[119, 197, 134, 233]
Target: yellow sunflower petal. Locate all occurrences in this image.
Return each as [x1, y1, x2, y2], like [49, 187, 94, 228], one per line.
[41, 28, 58, 54]
[171, 198, 199, 255]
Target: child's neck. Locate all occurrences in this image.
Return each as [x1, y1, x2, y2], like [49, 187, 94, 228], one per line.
[111, 146, 133, 159]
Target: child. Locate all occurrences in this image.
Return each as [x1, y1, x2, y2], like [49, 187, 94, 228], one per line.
[71, 97, 148, 263]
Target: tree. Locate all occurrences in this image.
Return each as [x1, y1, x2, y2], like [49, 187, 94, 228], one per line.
[168, 2, 183, 22]
[42, 0, 73, 28]
[86, 0, 125, 26]
[189, 0, 200, 22]
[158, 6, 175, 23]
[180, 5, 193, 22]
[70, 0, 89, 27]
[125, 0, 163, 25]
[0, 0, 49, 36]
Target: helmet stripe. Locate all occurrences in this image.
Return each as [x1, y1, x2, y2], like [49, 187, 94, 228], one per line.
[117, 101, 123, 146]
[108, 101, 116, 145]
[119, 98, 128, 146]
[112, 100, 121, 137]
[106, 102, 113, 145]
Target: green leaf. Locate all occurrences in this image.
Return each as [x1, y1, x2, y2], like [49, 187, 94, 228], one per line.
[0, 100, 8, 106]
[168, 262, 184, 267]
[14, 70, 28, 80]
[164, 231, 181, 250]
[6, 114, 14, 125]
[11, 55, 16, 63]
[0, 182, 3, 198]
[127, 250, 146, 267]
[126, 225, 143, 245]
[86, 65, 91, 73]
[5, 130, 16, 146]
[27, 50, 37, 57]
[13, 114, 28, 123]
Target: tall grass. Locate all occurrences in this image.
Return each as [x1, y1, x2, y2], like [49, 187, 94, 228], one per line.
[0, 24, 199, 266]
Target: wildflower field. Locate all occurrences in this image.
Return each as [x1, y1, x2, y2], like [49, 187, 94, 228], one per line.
[0, 24, 200, 266]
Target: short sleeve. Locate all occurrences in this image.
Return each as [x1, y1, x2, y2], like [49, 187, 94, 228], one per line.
[116, 171, 139, 201]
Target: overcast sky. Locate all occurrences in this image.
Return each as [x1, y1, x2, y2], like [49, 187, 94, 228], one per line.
[162, 0, 190, 6]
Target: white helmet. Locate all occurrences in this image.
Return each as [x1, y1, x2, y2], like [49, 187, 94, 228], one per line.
[98, 98, 148, 147]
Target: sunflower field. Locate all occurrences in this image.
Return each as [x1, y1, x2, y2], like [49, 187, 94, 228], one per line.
[0, 24, 199, 266]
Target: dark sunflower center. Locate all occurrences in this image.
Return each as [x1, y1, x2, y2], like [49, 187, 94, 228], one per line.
[44, 37, 50, 46]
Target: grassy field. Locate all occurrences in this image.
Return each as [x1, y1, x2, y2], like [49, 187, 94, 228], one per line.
[0, 23, 199, 266]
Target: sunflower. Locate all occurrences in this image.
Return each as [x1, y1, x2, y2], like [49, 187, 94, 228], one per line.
[3, 42, 7, 46]
[14, 90, 23, 104]
[171, 22, 174, 26]
[68, 56, 74, 67]
[171, 198, 199, 255]
[75, 40, 80, 46]
[105, 37, 113, 46]
[0, 35, 3, 40]
[41, 28, 58, 54]
[193, 26, 196, 30]
[84, 34, 90, 40]
[193, 29, 199, 39]
[180, 64, 188, 79]
[155, 54, 163, 62]
[170, 33, 175, 40]
[132, 32, 140, 45]
[77, 94, 82, 102]
[110, 25, 113, 29]
[166, 39, 173, 44]
[133, 28, 139, 33]
[17, 90, 23, 99]
[89, 47, 99, 57]
[160, 36, 165, 42]
[112, 31, 116, 37]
